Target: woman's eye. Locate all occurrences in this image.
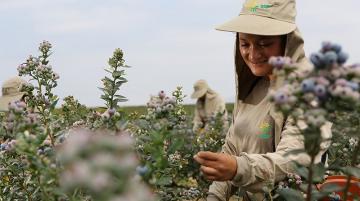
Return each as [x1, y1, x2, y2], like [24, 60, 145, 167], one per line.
[240, 43, 249, 47]
[259, 42, 271, 48]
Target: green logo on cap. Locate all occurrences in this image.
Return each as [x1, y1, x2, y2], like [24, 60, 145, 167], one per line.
[245, 0, 272, 13]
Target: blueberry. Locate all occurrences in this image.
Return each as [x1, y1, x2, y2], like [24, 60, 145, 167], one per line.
[37, 149, 44, 155]
[347, 82, 359, 91]
[274, 92, 289, 104]
[44, 147, 52, 153]
[321, 41, 332, 52]
[107, 108, 116, 116]
[301, 79, 315, 92]
[136, 165, 149, 176]
[335, 79, 348, 87]
[310, 52, 325, 69]
[0, 143, 6, 151]
[323, 51, 338, 66]
[337, 51, 349, 65]
[59, 135, 65, 143]
[268, 57, 291, 69]
[331, 43, 342, 53]
[314, 84, 327, 98]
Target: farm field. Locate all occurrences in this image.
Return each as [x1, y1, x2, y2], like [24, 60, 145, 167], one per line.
[1, 41, 359, 201]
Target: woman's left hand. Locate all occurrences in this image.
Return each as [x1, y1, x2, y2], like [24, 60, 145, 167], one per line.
[193, 151, 237, 181]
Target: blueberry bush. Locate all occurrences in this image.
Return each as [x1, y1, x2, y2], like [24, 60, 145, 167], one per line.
[268, 42, 360, 201]
[1, 41, 359, 201]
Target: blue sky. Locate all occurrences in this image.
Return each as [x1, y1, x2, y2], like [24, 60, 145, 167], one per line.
[1, 0, 360, 106]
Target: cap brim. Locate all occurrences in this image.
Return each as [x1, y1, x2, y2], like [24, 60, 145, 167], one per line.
[0, 93, 25, 111]
[216, 14, 296, 35]
[191, 89, 207, 99]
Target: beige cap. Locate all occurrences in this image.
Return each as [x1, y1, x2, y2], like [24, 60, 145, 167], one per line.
[0, 77, 27, 111]
[191, 80, 209, 99]
[216, 0, 297, 35]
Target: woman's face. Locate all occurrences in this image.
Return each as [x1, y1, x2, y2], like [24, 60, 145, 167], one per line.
[239, 33, 285, 77]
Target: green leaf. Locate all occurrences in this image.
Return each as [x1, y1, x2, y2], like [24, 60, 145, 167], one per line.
[277, 189, 305, 201]
[49, 98, 59, 110]
[295, 165, 309, 180]
[114, 98, 128, 103]
[98, 87, 106, 91]
[340, 166, 360, 178]
[312, 164, 326, 183]
[101, 95, 110, 101]
[104, 68, 112, 74]
[103, 76, 113, 83]
[115, 82, 124, 88]
[114, 95, 127, 99]
[328, 159, 343, 170]
[156, 176, 173, 186]
[112, 71, 123, 79]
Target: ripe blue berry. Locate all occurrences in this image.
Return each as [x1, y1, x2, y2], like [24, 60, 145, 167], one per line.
[331, 43, 342, 53]
[323, 51, 338, 66]
[274, 92, 289, 104]
[0, 143, 7, 151]
[310, 52, 325, 69]
[347, 82, 359, 91]
[314, 84, 327, 98]
[321, 41, 332, 52]
[337, 51, 349, 64]
[301, 79, 315, 92]
[136, 165, 149, 176]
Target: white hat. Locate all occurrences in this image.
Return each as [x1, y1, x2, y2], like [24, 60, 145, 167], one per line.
[216, 0, 297, 35]
[0, 77, 27, 111]
[191, 80, 209, 99]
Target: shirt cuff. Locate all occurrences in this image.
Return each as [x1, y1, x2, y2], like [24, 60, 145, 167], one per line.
[231, 154, 249, 187]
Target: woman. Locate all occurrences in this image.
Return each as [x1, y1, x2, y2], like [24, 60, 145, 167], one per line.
[194, 0, 332, 200]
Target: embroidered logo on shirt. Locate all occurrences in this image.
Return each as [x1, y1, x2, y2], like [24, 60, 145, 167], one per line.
[244, 0, 272, 13]
[259, 122, 272, 139]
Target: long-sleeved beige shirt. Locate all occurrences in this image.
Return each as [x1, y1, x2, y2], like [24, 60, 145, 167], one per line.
[193, 91, 228, 132]
[208, 78, 332, 201]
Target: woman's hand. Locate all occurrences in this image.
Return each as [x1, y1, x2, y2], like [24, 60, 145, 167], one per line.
[193, 151, 237, 181]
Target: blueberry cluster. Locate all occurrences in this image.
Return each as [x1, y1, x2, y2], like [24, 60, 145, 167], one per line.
[39, 40, 52, 53]
[146, 90, 177, 119]
[100, 108, 118, 119]
[3, 101, 39, 133]
[269, 85, 297, 111]
[304, 109, 327, 127]
[310, 42, 349, 68]
[277, 173, 302, 190]
[269, 42, 360, 126]
[268, 56, 293, 70]
[168, 151, 181, 163]
[328, 192, 341, 201]
[17, 56, 59, 83]
[58, 129, 153, 200]
[180, 187, 201, 200]
[0, 140, 17, 152]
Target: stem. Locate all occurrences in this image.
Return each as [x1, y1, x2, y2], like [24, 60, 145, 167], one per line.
[22, 168, 32, 201]
[306, 155, 316, 201]
[109, 65, 119, 109]
[37, 171, 50, 199]
[342, 139, 360, 201]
